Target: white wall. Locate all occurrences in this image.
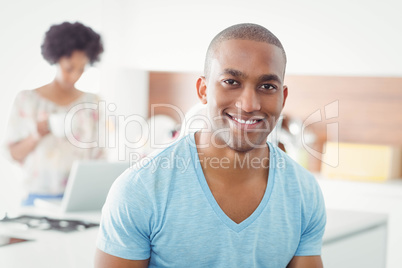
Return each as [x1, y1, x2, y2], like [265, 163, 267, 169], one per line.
[112, 0, 402, 76]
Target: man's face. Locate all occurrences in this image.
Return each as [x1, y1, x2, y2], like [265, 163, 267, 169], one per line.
[199, 39, 288, 152]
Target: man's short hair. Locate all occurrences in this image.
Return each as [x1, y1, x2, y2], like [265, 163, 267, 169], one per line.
[204, 23, 287, 78]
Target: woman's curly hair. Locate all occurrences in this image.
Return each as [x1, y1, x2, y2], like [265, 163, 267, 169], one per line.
[41, 21, 103, 65]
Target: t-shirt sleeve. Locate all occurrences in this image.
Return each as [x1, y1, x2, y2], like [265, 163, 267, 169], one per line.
[96, 168, 153, 260]
[295, 179, 327, 256]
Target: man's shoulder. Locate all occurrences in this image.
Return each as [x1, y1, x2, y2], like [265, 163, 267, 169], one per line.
[269, 144, 325, 222]
[122, 135, 196, 187]
[134, 135, 193, 168]
[110, 135, 197, 203]
[269, 143, 319, 190]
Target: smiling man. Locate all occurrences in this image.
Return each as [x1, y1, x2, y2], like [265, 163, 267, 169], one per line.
[95, 23, 326, 268]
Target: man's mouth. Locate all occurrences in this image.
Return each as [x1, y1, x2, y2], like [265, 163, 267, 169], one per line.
[226, 113, 264, 126]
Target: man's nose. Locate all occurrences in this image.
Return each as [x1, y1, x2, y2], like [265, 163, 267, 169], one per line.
[235, 86, 261, 113]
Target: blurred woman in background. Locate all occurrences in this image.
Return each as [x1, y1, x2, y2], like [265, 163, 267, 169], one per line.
[4, 21, 105, 205]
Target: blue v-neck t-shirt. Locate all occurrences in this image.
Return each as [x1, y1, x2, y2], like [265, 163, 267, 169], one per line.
[97, 133, 326, 267]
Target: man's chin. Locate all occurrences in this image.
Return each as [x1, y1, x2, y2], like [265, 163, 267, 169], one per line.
[227, 139, 268, 153]
[204, 131, 268, 151]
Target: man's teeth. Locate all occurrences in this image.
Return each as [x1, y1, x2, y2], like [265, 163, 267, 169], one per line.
[232, 117, 258, 124]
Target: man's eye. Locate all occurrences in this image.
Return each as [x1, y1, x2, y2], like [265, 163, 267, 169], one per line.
[224, 79, 239, 85]
[260, 84, 276, 90]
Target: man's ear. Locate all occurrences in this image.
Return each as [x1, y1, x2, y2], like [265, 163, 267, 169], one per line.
[196, 76, 208, 104]
[282, 85, 288, 108]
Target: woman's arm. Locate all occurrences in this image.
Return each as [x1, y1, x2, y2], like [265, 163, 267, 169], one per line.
[8, 120, 50, 163]
[9, 135, 40, 163]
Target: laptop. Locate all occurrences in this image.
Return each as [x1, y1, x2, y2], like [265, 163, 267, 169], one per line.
[34, 160, 130, 212]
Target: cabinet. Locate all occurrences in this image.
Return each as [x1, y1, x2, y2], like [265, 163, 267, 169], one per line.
[318, 175, 402, 268]
[322, 210, 387, 268]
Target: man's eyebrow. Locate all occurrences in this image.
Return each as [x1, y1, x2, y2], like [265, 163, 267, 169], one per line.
[258, 74, 282, 84]
[219, 68, 247, 79]
[220, 69, 283, 84]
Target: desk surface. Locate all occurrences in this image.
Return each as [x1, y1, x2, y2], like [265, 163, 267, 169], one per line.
[0, 208, 100, 268]
[0, 207, 388, 268]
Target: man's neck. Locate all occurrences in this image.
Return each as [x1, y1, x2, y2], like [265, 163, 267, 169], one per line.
[195, 131, 269, 184]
